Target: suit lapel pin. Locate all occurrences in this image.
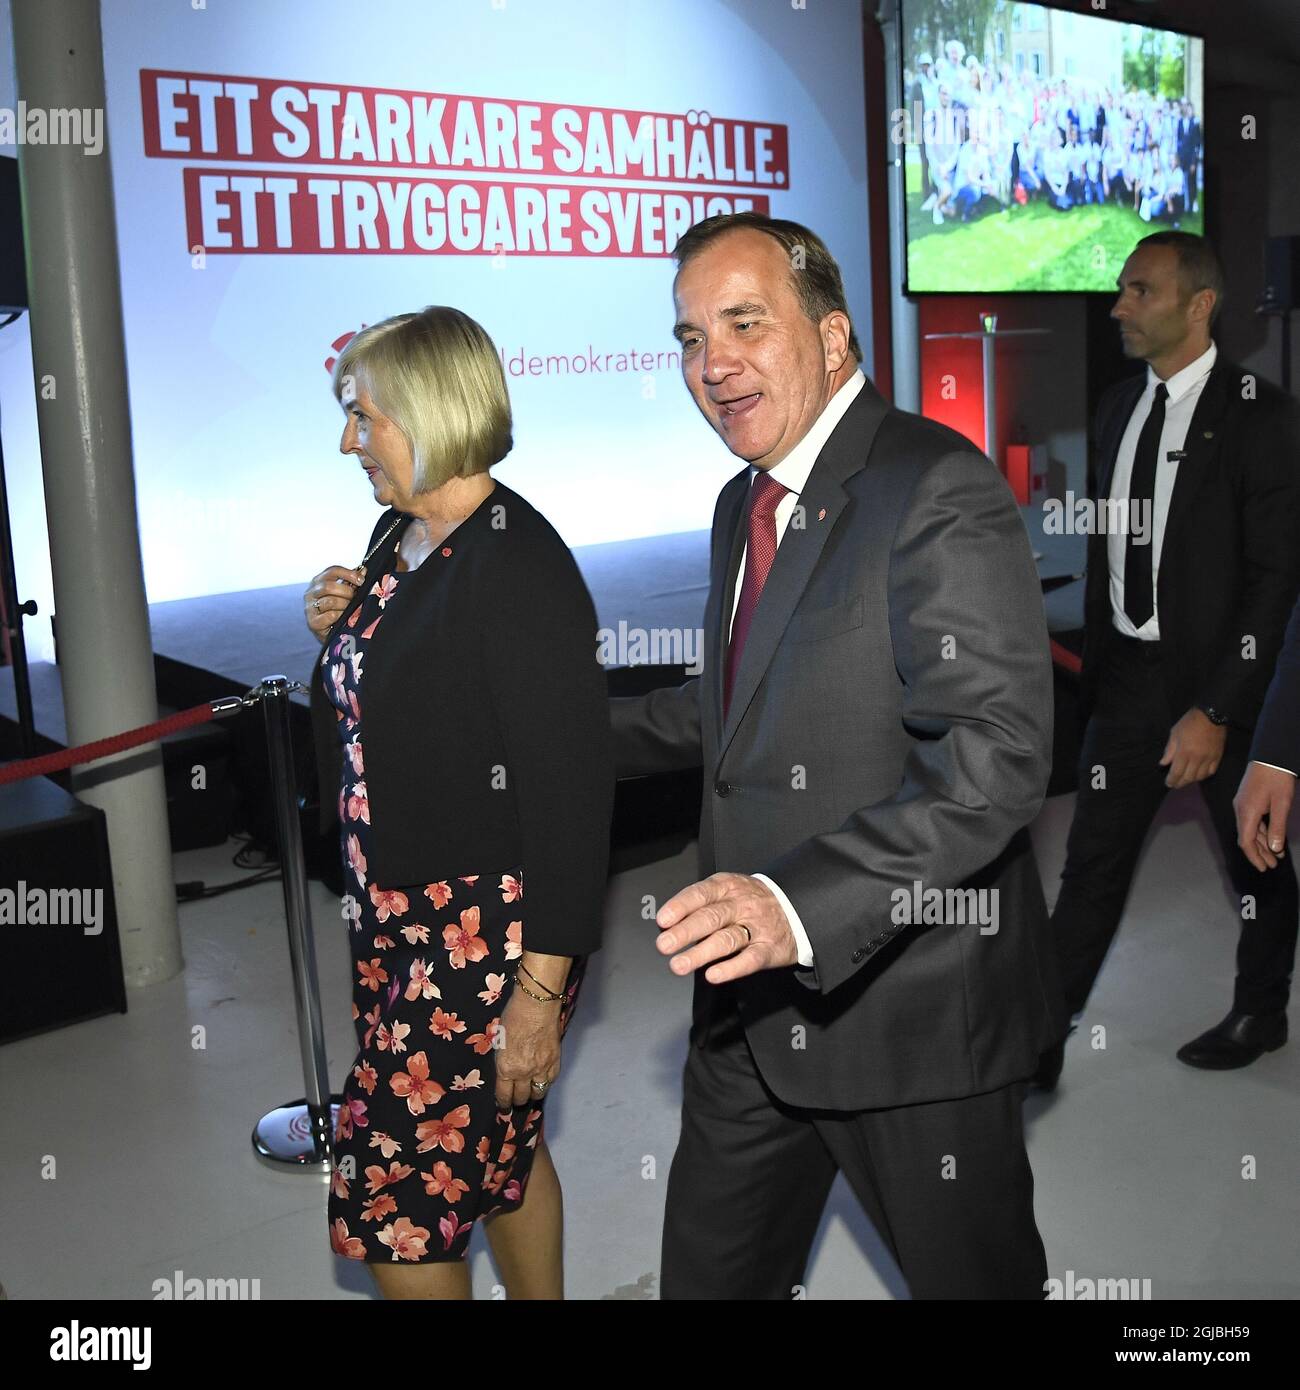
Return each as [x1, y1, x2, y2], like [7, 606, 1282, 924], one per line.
[818, 508, 827, 521]
[1203, 431, 1214, 439]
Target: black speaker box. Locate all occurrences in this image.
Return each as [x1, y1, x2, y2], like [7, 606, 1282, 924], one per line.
[0, 775, 127, 1043]
[159, 718, 237, 850]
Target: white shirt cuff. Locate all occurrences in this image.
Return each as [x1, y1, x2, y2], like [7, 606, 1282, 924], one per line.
[752, 873, 814, 968]
[1253, 760, 1298, 778]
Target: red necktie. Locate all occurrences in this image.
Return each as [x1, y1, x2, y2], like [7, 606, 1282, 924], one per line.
[724, 471, 789, 718]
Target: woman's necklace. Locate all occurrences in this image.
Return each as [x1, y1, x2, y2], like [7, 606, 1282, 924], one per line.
[360, 481, 492, 573]
[358, 515, 405, 572]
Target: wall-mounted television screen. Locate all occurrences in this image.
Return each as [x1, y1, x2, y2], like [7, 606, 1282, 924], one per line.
[901, 0, 1204, 292]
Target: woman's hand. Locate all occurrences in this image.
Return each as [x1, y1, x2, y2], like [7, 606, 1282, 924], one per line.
[304, 564, 365, 639]
[495, 959, 569, 1109]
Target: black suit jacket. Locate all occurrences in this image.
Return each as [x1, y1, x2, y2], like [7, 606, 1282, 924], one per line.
[308, 482, 614, 957]
[1251, 593, 1300, 775]
[1080, 356, 1300, 729]
[611, 377, 1063, 1110]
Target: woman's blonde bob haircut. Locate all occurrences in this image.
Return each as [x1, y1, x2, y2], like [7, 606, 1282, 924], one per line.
[331, 306, 512, 492]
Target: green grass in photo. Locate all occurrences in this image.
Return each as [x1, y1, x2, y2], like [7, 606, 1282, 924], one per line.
[902, 148, 1203, 292]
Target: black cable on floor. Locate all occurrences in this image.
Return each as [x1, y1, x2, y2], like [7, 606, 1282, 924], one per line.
[176, 834, 283, 901]
[176, 867, 282, 902]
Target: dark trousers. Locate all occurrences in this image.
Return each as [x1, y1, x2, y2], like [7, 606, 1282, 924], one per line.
[1053, 629, 1298, 1020]
[660, 992, 1048, 1300]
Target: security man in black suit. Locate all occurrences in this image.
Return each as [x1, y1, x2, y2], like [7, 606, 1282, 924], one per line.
[1039, 232, 1300, 1086]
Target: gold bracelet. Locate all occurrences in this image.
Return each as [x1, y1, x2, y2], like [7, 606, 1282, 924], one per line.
[513, 972, 563, 1004]
[519, 960, 566, 997]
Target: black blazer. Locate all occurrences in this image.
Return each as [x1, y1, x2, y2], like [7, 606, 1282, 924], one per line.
[1251, 593, 1300, 775]
[1080, 355, 1300, 730]
[309, 481, 614, 957]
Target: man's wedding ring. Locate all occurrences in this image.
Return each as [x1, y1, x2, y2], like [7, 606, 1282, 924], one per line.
[737, 924, 751, 944]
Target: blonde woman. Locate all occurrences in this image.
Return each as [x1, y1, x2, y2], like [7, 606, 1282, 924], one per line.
[303, 306, 613, 1299]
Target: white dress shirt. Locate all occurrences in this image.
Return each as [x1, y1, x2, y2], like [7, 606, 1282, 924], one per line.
[1106, 341, 1216, 641]
[730, 367, 866, 969]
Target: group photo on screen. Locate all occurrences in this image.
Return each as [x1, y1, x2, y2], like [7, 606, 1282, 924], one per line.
[902, 0, 1204, 291]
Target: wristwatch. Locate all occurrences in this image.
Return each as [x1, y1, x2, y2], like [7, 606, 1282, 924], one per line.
[1198, 704, 1229, 726]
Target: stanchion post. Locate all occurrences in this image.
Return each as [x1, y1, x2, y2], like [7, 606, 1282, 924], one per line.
[251, 675, 339, 1172]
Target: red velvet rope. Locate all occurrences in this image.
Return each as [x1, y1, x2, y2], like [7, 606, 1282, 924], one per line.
[1, 645, 1081, 790]
[0, 703, 217, 786]
[1050, 639, 1083, 675]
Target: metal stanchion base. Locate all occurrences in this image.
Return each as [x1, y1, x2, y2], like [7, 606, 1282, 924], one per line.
[251, 1097, 344, 1174]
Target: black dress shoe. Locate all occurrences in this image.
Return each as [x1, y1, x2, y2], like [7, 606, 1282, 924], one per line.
[1176, 1010, 1288, 1070]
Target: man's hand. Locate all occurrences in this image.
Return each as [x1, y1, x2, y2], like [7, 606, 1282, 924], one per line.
[655, 873, 797, 983]
[1159, 707, 1227, 789]
[1234, 760, 1295, 871]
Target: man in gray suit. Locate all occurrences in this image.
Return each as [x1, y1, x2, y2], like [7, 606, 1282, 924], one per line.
[610, 212, 1062, 1299]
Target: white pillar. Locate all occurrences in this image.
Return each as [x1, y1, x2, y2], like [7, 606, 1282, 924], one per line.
[11, 0, 181, 985]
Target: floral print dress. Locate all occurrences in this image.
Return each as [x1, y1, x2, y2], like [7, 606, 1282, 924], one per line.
[320, 556, 582, 1264]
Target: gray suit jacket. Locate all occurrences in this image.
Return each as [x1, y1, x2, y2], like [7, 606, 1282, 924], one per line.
[610, 377, 1064, 1109]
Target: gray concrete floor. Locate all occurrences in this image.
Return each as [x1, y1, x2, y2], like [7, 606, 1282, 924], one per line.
[2, 787, 1296, 1299]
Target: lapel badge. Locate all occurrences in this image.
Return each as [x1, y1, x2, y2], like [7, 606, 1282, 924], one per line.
[818, 508, 827, 521]
[1203, 431, 1214, 439]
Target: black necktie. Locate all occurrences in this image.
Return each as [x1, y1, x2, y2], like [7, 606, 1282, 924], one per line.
[1123, 381, 1168, 629]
